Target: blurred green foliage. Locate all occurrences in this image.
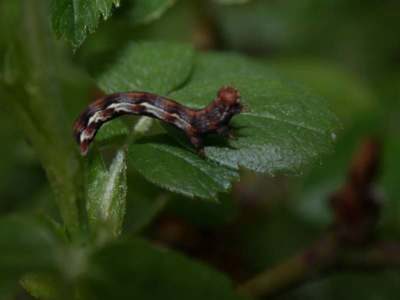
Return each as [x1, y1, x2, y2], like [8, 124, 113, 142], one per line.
[0, 0, 399, 299]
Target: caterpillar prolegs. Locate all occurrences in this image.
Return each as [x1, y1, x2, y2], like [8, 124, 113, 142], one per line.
[73, 86, 243, 156]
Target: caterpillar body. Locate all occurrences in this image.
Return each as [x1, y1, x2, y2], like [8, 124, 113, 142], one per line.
[73, 86, 243, 156]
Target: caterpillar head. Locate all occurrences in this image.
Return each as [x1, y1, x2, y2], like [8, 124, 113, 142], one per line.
[217, 86, 244, 114]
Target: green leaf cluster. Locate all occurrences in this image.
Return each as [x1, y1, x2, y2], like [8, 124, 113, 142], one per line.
[0, 0, 349, 299]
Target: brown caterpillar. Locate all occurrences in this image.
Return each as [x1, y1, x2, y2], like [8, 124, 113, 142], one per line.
[73, 86, 243, 156]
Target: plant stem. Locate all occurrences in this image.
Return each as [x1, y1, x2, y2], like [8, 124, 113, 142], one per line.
[237, 234, 338, 298]
[237, 237, 400, 299]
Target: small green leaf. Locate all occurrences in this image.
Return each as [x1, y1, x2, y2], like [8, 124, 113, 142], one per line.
[98, 41, 195, 95]
[86, 149, 127, 239]
[128, 135, 239, 199]
[51, 0, 120, 49]
[84, 238, 249, 300]
[0, 216, 59, 299]
[130, 0, 177, 25]
[170, 52, 339, 174]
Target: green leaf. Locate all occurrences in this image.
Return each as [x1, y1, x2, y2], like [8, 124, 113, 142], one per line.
[98, 41, 195, 94]
[86, 149, 127, 239]
[84, 238, 248, 300]
[51, 0, 120, 49]
[98, 45, 337, 198]
[170, 52, 339, 174]
[0, 216, 59, 299]
[130, 0, 177, 25]
[98, 41, 239, 200]
[129, 135, 239, 199]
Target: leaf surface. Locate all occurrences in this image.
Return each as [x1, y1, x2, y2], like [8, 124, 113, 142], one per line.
[86, 149, 127, 238]
[98, 42, 240, 199]
[98, 44, 338, 198]
[170, 53, 339, 174]
[128, 135, 239, 199]
[51, 0, 120, 49]
[98, 41, 195, 95]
